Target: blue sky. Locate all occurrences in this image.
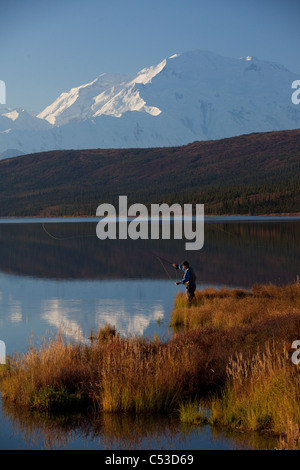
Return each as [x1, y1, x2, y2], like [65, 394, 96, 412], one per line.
[1, 0, 299, 112]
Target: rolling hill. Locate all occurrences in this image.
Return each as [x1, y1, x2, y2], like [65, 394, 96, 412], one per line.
[0, 128, 299, 217]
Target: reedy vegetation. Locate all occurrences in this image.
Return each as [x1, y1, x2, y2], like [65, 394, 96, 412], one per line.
[1, 281, 300, 449]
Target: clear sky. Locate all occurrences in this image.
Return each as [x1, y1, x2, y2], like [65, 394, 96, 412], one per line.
[1, 0, 299, 113]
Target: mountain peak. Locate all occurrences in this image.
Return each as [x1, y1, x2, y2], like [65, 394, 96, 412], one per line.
[1, 50, 300, 157]
[37, 59, 167, 126]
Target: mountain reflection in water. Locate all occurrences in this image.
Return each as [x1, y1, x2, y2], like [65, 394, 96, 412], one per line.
[0, 220, 299, 285]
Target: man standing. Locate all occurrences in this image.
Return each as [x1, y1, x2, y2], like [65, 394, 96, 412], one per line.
[172, 261, 196, 303]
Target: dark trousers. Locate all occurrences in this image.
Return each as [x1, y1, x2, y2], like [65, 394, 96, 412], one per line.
[186, 284, 196, 302]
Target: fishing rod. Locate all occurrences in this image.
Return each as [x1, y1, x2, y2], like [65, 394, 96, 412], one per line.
[149, 252, 174, 266]
[41, 224, 178, 284]
[149, 252, 180, 285]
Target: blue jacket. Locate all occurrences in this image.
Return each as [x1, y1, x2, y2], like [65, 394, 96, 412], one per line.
[178, 265, 196, 288]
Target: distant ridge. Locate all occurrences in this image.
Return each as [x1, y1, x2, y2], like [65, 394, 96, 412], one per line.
[0, 149, 25, 159]
[0, 129, 299, 217]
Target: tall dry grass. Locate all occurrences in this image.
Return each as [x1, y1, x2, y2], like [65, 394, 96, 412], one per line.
[172, 282, 300, 330]
[2, 281, 300, 449]
[171, 281, 300, 447]
[210, 342, 300, 435]
[0, 327, 207, 414]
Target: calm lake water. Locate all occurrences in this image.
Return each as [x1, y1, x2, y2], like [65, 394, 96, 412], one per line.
[0, 217, 299, 450]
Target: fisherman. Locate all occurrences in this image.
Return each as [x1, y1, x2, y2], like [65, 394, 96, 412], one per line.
[172, 261, 196, 302]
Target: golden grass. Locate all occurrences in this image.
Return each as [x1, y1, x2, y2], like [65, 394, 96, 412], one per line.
[1, 282, 300, 449]
[276, 422, 300, 450]
[171, 281, 300, 448]
[0, 327, 205, 414]
[210, 342, 300, 434]
[171, 283, 300, 330]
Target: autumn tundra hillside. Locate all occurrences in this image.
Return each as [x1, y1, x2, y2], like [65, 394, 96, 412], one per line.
[0, 129, 299, 216]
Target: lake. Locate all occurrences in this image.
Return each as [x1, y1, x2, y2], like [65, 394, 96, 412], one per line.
[0, 217, 299, 450]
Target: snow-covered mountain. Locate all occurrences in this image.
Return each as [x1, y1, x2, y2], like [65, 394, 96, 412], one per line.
[1, 50, 300, 158]
[0, 108, 52, 158]
[37, 59, 167, 125]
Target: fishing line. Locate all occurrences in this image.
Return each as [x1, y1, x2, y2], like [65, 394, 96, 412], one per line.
[151, 252, 178, 285]
[208, 222, 265, 249]
[149, 252, 173, 266]
[42, 224, 179, 284]
[156, 256, 174, 282]
[41, 223, 97, 240]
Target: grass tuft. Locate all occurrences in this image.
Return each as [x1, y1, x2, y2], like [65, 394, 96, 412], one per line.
[2, 282, 300, 449]
[179, 400, 208, 425]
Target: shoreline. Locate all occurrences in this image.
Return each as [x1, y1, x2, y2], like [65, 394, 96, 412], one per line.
[1, 282, 300, 450]
[0, 213, 300, 223]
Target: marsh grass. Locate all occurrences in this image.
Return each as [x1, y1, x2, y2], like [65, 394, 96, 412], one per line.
[171, 281, 300, 447]
[179, 400, 208, 425]
[210, 343, 300, 434]
[1, 282, 300, 449]
[277, 422, 300, 450]
[171, 283, 300, 330]
[0, 326, 205, 414]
